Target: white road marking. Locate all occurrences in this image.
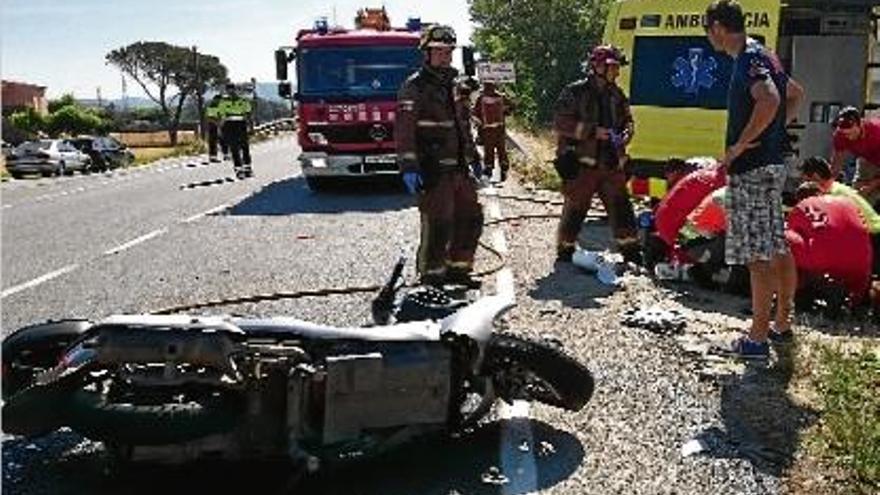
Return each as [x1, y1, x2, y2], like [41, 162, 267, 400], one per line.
[484, 185, 534, 493]
[181, 204, 230, 224]
[1, 264, 79, 299]
[103, 228, 168, 256]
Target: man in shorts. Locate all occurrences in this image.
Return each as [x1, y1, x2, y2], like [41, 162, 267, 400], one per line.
[705, 0, 805, 359]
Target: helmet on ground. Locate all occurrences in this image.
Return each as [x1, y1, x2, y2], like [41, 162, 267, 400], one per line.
[420, 25, 457, 51]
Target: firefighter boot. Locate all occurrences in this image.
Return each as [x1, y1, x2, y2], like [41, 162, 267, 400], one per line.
[446, 266, 481, 290]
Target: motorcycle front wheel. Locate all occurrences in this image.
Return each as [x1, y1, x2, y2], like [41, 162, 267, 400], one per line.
[483, 334, 594, 412]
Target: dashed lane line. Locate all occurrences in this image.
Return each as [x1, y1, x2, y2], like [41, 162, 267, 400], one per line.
[1, 264, 80, 300]
[103, 228, 168, 256]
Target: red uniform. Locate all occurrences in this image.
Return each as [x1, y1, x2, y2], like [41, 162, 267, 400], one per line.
[654, 167, 727, 246]
[786, 195, 873, 304]
[833, 118, 880, 165]
[473, 89, 513, 175]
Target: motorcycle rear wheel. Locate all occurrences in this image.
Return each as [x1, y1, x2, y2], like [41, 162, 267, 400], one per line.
[483, 334, 594, 411]
[66, 390, 242, 445]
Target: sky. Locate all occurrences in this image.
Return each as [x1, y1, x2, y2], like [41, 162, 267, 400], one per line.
[2, 0, 475, 99]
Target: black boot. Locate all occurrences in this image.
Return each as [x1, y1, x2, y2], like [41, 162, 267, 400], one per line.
[420, 271, 446, 288]
[446, 268, 481, 289]
[556, 245, 575, 263]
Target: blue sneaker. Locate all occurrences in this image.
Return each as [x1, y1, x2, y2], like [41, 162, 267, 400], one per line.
[726, 336, 770, 360]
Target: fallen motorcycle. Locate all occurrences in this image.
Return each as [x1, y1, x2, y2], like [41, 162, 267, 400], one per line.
[1, 259, 594, 472]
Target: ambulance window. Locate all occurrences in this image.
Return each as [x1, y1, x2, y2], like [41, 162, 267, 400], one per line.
[619, 17, 637, 30]
[629, 36, 734, 110]
[640, 15, 661, 28]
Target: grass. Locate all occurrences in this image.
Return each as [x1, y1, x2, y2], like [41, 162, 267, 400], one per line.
[508, 128, 562, 191]
[132, 141, 207, 167]
[808, 345, 880, 492]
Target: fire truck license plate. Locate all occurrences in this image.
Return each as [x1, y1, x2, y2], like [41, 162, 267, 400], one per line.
[364, 154, 397, 164]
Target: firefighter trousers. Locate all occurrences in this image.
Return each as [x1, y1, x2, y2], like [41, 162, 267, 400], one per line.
[480, 126, 509, 172]
[557, 165, 637, 252]
[417, 171, 484, 277]
[221, 120, 251, 170]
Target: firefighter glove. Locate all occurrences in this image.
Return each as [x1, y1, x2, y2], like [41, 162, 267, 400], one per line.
[402, 171, 423, 194]
[470, 162, 483, 180]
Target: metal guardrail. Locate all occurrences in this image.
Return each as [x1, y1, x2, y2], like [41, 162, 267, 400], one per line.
[251, 118, 297, 138]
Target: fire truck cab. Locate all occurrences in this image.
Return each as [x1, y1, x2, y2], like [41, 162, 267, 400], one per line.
[603, 0, 879, 198]
[276, 8, 423, 191]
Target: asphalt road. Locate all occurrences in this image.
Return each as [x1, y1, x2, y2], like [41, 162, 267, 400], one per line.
[2, 136, 566, 495]
[1, 136, 417, 332]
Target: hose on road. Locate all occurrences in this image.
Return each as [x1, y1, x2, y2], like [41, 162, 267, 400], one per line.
[152, 191, 566, 315]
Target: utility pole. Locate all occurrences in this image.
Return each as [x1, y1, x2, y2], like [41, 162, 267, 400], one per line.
[192, 45, 206, 139]
[121, 75, 128, 111]
[251, 77, 258, 125]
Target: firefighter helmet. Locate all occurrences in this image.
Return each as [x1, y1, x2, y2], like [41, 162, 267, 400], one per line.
[420, 25, 457, 51]
[588, 45, 628, 67]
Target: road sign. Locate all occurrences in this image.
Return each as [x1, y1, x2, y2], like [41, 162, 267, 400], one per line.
[477, 62, 516, 83]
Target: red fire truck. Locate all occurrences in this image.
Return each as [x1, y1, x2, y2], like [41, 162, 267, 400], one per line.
[275, 8, 424, 191]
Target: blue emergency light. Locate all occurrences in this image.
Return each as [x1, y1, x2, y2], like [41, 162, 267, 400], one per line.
[315, 17, 329, 34]
[406, 17, 422, 32]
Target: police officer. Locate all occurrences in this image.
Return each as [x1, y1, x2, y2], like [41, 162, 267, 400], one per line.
[473, 80, 514, 182]
[205, 93, 229, 163]
[396, 25, 484, 288]
[216, 83, 253, 177]
[553, 45, 639, 263]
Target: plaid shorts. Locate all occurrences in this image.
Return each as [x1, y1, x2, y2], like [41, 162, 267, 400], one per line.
[725, 164, 789, 265]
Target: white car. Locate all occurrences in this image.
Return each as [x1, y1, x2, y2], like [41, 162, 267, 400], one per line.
[5, 140, 91, 178]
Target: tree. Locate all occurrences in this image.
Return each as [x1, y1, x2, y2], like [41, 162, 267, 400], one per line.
[7, 107, 46, 138]
[106, 41, 227, 145]
[46, 105, 109, 137]
[47, 94, 78, 114]
[469, 0, 612, 126]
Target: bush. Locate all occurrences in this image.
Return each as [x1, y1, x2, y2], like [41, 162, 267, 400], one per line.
[46, 105, 110, 137]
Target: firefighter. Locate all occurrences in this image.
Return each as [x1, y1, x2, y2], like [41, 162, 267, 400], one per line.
[205, 94, 229, 163]
[553, 44, 639, 263]
[216, 83, 253, 177]
[396, 25, 484, 288]
[473, 80, 514, 182]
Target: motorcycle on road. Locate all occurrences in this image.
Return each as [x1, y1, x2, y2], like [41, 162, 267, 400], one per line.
[1, 260, 594, 473]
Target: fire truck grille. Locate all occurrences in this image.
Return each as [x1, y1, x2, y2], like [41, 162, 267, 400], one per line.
[313, 123, 395, 144]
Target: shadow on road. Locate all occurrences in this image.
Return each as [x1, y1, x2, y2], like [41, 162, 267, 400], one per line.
[529, 262, 617, 310]
[227, 176, 413, 216]
[2, 420, 583, 495]
[692, 346, 818, 477]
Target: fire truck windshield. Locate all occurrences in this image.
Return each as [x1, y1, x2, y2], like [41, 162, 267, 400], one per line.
[298, 46, 422, 97]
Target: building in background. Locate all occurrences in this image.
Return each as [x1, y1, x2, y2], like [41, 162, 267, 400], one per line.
[1, 80, 48, 115]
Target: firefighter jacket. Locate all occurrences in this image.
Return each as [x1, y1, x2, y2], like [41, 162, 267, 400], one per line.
[473, 91, 513, 129]
[553, 76, 633, 169]
[396, 65, 479, 176]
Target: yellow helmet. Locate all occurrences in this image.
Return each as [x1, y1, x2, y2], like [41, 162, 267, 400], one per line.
[419, 25, 457, 51]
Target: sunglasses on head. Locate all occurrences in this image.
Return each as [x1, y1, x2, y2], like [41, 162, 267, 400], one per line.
[833, 119, 858, 130]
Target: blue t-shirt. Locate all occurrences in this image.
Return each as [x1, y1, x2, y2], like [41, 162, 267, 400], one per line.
[725, 39, 789, 175]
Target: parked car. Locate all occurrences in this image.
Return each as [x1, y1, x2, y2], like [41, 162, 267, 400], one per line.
[70, 136, 134, 172]
[5, 140, 91, 178]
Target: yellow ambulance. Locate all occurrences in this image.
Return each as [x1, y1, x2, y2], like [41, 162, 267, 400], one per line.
[604, 0, 878, 197]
